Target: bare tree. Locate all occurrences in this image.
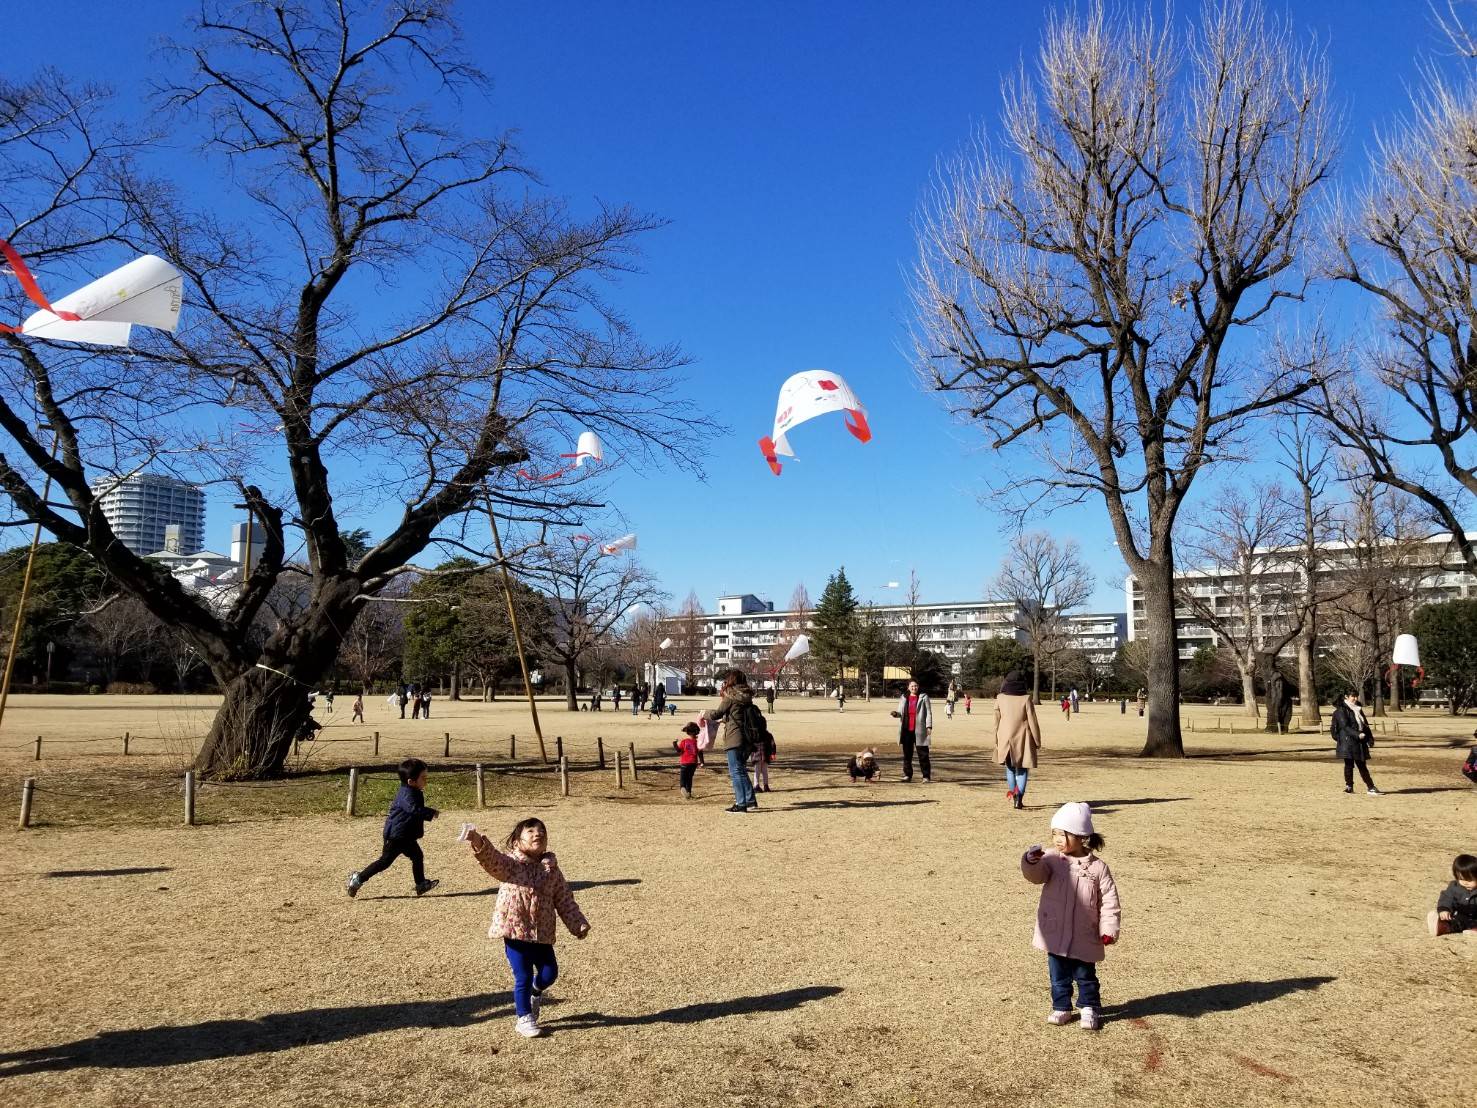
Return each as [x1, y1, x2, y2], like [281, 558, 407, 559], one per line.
[769, 582, 813, 693]
[1177, 483, 1303, 722]
[895, 569, 926, 671]
[523, 536, 665, 710]
[670, 590, 708, 692]
[76, 595, 157, 686]
[913, 1, 1334, 755]
[0, 5, 709, 776]
[1275, 415, 1339, 726]
[989, 532, 1094, 703]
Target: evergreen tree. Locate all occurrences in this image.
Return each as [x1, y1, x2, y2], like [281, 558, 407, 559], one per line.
[811, 567, 860, 689]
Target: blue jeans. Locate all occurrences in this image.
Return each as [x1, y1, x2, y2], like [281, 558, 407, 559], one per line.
[1005, 759, 1029, 798]
[1047, 953, 1100, 1011]
[504, 938, 558, 1018]
[725, 747, 756, 807]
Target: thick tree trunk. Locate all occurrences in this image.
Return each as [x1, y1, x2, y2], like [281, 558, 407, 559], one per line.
[563, 658, 579, 710]
[1239, 665, 1259, 718]
[1298, 624, 1320, 726]
[1137, 565, 1185, 757]
[196, 666, 314, 778]
[1258, 652, 1293, 734]
[450, 662, 460, 701]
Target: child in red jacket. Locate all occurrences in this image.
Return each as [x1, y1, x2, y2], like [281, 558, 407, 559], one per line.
[674, 722, 701, 799]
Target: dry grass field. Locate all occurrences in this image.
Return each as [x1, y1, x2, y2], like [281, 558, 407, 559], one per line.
[0, 692, 1473, 1108]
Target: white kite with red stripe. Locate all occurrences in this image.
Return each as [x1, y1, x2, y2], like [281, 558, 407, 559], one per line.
[758, 370, 871, 475]
[21, 254, 183, 346]
[600, 533, 637, 556]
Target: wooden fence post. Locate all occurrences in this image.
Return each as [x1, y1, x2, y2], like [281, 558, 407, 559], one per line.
[374, 731, 380, 756]
[476, 763, 485, 808]
[444, 731, 451, 757]
[559, 756, 569, 797]
[597, 736, 605, 769]
[33, 735, 41, 761]
[556, 736, 563, 761]
[123, 731, 130, 755]
[628, 742, 639, 781]
[346, 767, 359, 816]
[184, 770, 196, 826]
[19, 777, 34, 829]
[510, 733, 516, 760]
[615, 750, 624, 789]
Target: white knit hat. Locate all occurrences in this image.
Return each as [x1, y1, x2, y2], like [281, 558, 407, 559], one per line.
[1050, 802, 1095, 837]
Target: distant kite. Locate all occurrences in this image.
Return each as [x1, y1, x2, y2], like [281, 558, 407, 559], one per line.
[658, 637, 673, 650]
[518, 428, 605, 482]
[11, 251, 183, 346]
[759, 370, 871, 476]
[599, 533, 637, 556]
[783, 635, 811, 662]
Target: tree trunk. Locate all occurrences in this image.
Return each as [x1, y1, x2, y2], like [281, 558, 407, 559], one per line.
[196, 666, 314, 778]
[1239, 665, 1259, 718]
[1032, 648, 1042, 703]
[1137, 565, 1185, 757]
[563, 658, 579, 710]
[450, 662, 460, 701]
[1298, 623, 1320, 726]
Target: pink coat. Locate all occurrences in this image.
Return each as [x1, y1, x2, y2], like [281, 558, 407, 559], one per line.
[1021, 849, 1121, 963]
[472, 844, 589, 944]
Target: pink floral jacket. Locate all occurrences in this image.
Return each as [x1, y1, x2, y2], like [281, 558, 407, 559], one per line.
[1021, 849, 1121, 963]
[471, 843, 589, 944]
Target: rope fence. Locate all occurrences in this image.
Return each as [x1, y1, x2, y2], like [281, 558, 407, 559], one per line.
[13, 731, 672, 830]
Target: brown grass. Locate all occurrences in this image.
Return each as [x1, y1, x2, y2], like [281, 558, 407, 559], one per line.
[0, 694, 1473, 1108]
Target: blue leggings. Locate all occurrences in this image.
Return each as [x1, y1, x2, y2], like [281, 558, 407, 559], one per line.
[1004, 757, 1029, 798]
[504, 938, 558, 1017]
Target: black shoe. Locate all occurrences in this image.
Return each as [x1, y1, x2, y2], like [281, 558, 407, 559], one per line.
[1343, 785, 1353, 794]
[1013, 796, 1024, 809]
[415, 879, 439, 896]
[725, 805, 748, 814]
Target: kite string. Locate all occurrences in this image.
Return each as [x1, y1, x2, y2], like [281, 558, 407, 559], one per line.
[0, 238, 81, 332]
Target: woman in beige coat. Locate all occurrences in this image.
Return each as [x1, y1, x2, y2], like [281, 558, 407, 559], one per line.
[995, 670, 1041, 809]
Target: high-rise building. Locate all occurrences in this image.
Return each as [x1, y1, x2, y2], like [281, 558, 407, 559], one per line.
[91, 473, 205, 555]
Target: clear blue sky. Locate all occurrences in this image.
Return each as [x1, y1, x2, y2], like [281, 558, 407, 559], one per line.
[11, 0, 1453, 612]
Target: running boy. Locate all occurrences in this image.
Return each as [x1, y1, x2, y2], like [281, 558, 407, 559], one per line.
[346, 758, 439, 897]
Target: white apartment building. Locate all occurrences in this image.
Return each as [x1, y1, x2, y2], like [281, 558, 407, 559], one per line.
[1063, 611, 1129, 670]
[91, 472, 205, 555]
[1124, 533, 1477, 661]
[678, 593, 1031, 688]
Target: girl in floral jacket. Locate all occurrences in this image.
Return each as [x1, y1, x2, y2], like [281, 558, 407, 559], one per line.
[1021, 802, 1121, 1031]
[467, 818, 590, 1038]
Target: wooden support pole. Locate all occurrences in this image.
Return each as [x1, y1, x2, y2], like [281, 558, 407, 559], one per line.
[443, 731, 451, 757]
[33, 735, 41, 761]
[476, 763, 486, 808]
[346, 767, 359, 816]
[628, 742, 639, 781]
[184, 770, 196, 826]
[556, 736, 563, 761]
[123, 731, 130, 755]
[510, 732, 516, 760]
[19, 777, 34, 829]
[597, 736, 605, 769]
[615, 749, 624, 789]
[559, 755, 569, 797]
[374, 731, 380, 756]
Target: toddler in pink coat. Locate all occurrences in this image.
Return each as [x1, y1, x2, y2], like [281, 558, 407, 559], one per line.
[1021, 802, 1121, 1030]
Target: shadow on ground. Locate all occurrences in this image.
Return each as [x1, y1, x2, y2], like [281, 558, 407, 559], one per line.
[1085, 798, 1191, 814]
[546, 984, 844, 1030]
[0, 993, 513, 1076]
[368, 877, 642, 901]
[44, 867, 172, 879]
[788, 799, 939, 811]
[1107, 976, 1336, 1020]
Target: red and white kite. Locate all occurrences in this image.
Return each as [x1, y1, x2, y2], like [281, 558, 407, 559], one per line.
[16, 253, 183, 346]
[758, 370, 871, 475]
[599, 532, 637, 556]
[518, 428, 606, 482]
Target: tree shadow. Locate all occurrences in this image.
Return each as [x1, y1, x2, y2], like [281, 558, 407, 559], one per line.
[1106, 976, 1335, 1020]
[546, 985, 843, 1031]
[1086, 798, 1191, 814]
[368, 877, 642, 901]
[0, 992, 511, 1076]
[1384, 786, 1473, 795]
[787, 799, 939, 811]
[44, 867, 172, 879]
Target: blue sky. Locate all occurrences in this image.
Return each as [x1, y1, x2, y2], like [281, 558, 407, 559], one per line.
[10, 0, 1457, 612]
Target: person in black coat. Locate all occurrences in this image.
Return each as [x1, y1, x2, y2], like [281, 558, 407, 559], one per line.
[346, 758, 440, 897]
[1428, 854, 1477, 936]
[1331, 690, 1381, 796]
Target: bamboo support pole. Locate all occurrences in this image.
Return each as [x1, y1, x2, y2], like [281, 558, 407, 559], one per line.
[486, 500, 548, 764]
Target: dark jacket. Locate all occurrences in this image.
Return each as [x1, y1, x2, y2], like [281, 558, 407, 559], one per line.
[383, 784, 437, 842]
[704, 685, 758, 751]
[1330, 702, 1374, 761]
[1437, 880, 1477, 931]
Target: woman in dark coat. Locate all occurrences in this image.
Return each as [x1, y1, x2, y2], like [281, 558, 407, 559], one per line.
[1331, 690, 1381, 796]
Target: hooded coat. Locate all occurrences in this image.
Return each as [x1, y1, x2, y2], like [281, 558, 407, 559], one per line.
[1331, 701, 1374, 760]
[1021, 848, 1121, 963]
[995, 693, 1043, 768]
[704, 683, 758, 751]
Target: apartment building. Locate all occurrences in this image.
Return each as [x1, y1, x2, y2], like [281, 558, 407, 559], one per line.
[1124, 533, 1477, 661]
[1063, 611, 1129, 670]
[91, 473, 205, 555]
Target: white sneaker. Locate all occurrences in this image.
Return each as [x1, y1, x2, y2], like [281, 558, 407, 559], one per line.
[514, 1014, 543, 1038]
[1079, 1006, 1101, 1031]
[1366, 787, 1383, 796]
[1046, 1010, 1074, 1025]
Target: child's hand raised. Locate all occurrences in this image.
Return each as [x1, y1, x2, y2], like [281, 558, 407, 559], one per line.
[1024, 844, 1045, 863]
[464, 828, 488, 850]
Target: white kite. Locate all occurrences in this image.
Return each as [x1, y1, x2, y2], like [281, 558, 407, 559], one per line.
[21, 254, 183, 346]
[783, 634, 811, 662]
[658, 637, 673, 650]
[759, 369, 872, 476]
[519, 428, 606, 482]
[600, 532, 637, 556]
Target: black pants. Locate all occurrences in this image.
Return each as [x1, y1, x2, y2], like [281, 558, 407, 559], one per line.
[358, 837, 425, 886]
[679, 764, 697, 792]
[1343, 758, 1375, 789]
[900, 737, 931, 781]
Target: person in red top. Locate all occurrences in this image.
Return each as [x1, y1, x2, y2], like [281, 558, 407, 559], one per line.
[890, 679, 934, 782]
[674, 722, 701, 799]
